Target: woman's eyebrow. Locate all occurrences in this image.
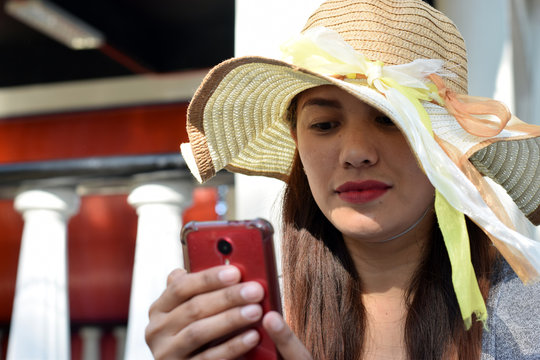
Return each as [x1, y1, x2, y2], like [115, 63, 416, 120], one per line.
[300, 98, 342, 110]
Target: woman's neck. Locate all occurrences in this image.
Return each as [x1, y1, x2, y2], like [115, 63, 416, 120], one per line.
[343, 211, 434, 294]
[343, 213, 435, 360]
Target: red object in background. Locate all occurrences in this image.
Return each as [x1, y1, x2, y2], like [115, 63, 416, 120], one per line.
[0, 103, 188, 164]
[183, 187, 220, 224]
[100, 331, 119, 360]
[68, 195, 138, 323]
[71, 333, 82, 360]
[0, 199, 24, 324]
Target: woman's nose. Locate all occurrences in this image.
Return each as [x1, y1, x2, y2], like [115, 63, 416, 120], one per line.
[338, 126, 378, 168]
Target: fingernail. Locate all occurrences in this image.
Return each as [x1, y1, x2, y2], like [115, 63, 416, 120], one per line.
[240, 283, 263, 301]
[218, 267, 239, 284]
[242, 330, 260, 346]
[241, 304, 262, 321]
[267, 314, 284, 332]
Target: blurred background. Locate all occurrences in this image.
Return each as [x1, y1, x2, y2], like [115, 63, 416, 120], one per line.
[0, 0, 538, 359]
[0, 0, 234, 359]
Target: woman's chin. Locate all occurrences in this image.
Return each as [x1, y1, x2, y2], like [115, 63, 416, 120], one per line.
[328, 209, 384, 238]
[330, 218, 387, 242]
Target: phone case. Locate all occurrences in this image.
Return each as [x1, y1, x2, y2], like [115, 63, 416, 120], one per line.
[181, 218, 282, 360]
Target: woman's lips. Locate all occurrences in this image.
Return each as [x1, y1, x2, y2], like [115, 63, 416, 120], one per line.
[335, 180, 391, 204]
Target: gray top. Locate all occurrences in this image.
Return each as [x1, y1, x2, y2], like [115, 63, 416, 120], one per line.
[481, 258, 540, 359]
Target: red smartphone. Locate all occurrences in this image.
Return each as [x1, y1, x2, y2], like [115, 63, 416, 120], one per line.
[181, 218, 282, 360]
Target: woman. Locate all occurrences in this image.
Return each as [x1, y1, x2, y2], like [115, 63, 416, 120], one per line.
[146, 0, 540, 359]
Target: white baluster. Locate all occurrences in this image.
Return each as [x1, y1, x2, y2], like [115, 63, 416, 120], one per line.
[113, 326, 127, 360]
[80, 327, 102, 360]
[124, 181, 192, 360]
[7, 188, 79, 360]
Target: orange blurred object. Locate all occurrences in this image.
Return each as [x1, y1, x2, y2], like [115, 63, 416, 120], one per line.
[183, 187, 220, 224]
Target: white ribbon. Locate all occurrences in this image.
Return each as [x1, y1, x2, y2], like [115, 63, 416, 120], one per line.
[281, 26, 456, 96]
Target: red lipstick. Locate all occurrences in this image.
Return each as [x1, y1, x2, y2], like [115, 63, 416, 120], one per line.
[335, 180, 391, 204]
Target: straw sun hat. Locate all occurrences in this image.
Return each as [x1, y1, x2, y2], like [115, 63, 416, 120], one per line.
[181, 0, 540, 327]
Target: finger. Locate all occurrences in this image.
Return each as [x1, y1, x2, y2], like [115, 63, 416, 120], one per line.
[152, 265, 241, 313]
[166, 268, 187, 287]
[147, 281, 264, 342]
[169, 281, 265, 330]
[263, 311, 312, 360]
[173, 304, 264, 356]
[191, 329, 260, 360]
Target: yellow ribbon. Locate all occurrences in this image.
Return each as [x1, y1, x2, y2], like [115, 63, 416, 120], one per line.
[435, 191, 487, 329]
[281, 26, 491, 327]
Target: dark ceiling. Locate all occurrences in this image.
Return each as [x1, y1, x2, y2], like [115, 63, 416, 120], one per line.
[0, 0, 436, 89]
[0, 0, 235, 88]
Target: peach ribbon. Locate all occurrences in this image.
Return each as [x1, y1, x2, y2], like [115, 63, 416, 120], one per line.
[429, 74, 511, 137]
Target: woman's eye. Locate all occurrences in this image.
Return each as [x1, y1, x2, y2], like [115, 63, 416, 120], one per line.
[375, 115, 395, 126]
[311, 121, 336, 131]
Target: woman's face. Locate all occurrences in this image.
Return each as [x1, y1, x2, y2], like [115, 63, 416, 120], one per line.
[294, 85, 434, 243]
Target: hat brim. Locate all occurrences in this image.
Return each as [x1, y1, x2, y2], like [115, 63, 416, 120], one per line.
[184, 56, 408, 182]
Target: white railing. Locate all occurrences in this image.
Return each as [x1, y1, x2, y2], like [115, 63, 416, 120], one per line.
[74, 326, 126, 360]
[4, 177, 195, 360]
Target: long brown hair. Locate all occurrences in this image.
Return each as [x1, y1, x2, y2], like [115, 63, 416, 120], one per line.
[281, 151, 497, 360]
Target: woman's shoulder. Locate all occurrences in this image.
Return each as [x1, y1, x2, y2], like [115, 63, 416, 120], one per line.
[481, 257, 540, 359]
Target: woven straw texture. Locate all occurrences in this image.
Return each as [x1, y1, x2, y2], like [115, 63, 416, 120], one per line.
[470, 138, 540, 224]
[303, 0, 468, 94]
[186, 58, 329, 181]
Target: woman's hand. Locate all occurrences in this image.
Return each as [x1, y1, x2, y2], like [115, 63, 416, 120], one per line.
[145, 265, 266, 359]
[145, 265, 312, 359]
